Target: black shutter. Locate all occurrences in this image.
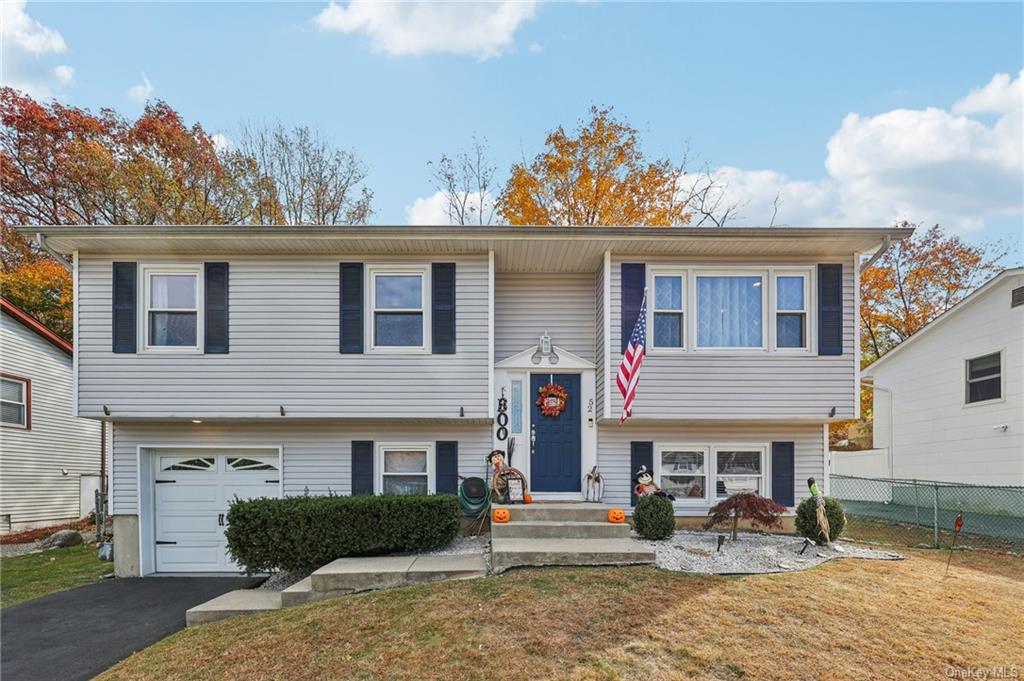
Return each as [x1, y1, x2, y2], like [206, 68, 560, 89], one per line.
[435, 441, 459, 495]
[351, 440, 374, 495]
[818, 264, 843, 356]
[340, 263, 364, 354]
[630, 441, 653, 507]
[431, 263, 456, 354]
[621, 263, 646, 353]
[111, 262, 137, 354]
[204, 262, 229, 354]
[771, 441, 795, 507]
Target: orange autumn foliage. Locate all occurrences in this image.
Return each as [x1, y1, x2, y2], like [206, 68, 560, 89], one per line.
[0, 258, 72, 340]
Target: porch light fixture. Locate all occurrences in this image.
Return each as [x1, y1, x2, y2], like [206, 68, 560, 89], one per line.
[102, 405, 111, 416]
[191, 419, 203, 424]
[279, 405, 286, 416]
[531, 333, 559, 365]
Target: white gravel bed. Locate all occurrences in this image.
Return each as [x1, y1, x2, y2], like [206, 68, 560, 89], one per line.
[635, 530, 902, 574]
[258, 568, 313, 591]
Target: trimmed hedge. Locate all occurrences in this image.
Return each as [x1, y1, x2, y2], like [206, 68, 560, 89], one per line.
[795, 496, 847, 545]
[633, 494, 675, 540]
[225, 494, 460, 574]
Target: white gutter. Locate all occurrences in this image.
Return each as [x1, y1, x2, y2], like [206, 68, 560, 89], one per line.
[864, 378, 895, 479]
[860, 234, 892, 270]
[35, 232, 72, 271]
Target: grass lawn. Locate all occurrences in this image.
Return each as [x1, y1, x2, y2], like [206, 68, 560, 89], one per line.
[99, 549, 1023, 681]
[1, 543, 113, 608]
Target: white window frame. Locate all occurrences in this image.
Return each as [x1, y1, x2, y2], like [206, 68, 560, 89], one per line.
[692, 269, 768, 351]
[648, 268, 687, 352]
[713, 444, 769, 500]
[375, 442, 435, 495]
[655, 444, 710, 505]
[367, 265, 430, 353]
[0, 375, 29, 429]
[770, 268, 813, 353]
[964, 349, 1004, 407]
[140, 264, 203, 353]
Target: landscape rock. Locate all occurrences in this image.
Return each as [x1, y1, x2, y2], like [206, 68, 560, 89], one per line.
[39, 529, 83, 549]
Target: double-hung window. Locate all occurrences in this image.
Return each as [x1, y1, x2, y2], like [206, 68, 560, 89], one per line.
[1, 376, 29, 428]
[378, 444, 434, 495]
[372, 270, 425, 349]
[715, 447, 765, 498]
[658, 446, 708, 501]
[652, 273, 685, 349]
[144, 268, 200, 350]
[965, 352, 1002, 404]
[774, 273, 808, 349]
[695, 273, 765, 349]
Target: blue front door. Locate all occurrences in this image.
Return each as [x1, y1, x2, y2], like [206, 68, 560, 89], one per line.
[530, 373, 582, 492]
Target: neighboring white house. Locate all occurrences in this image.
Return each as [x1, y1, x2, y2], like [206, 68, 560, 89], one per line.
[1, 296, 103, 532]
[853, 268, 1024, 486]
[30, 224, 911, 575]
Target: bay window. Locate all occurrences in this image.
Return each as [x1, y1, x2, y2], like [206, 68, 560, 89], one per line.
[372, 269, 425, 349]
[651, 273, 685, 348]
[377, 444, 434, 495]
[774, 273, 809, 349]
[695, 274, 764, 348]
[144, 268, 200, 350]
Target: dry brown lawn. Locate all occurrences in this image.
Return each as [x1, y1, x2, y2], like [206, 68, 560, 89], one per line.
[99, 549, 1023, 681]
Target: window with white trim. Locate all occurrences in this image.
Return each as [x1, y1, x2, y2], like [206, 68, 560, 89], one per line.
[966, 352, 1001, 404]
[715, 447, 766, 498]
[144, 267, 201, 349]
[774, 273, 808, 349]
[695, 273, 765, 348]
[652, 273, 685, 348]
[378, 445, 433, 495]
[1, 376, 29, 428]
[658, 446, 708, 501]
[371, 269, 425, 348]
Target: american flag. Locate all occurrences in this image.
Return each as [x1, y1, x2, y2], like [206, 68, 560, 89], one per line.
[616, 291, 647, 424]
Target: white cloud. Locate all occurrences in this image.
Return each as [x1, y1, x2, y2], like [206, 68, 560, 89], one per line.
[0, 1, 72, 98]
[126, 73, 154, 102]
[210, 133, 233, 152]
[405, 189, 495, 225]
[710, 70, 1023, 233]
[314, 1, 537, 60]
[528, 42, 543, 54]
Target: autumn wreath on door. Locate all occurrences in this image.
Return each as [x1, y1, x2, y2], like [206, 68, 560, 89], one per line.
[536, 382, 568, 418]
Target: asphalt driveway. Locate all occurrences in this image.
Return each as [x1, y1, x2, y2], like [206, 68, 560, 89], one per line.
[1, 576, 262, 681]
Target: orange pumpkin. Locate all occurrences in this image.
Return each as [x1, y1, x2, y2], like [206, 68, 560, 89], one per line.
[607, 508, 626, 524]
[523, 494, 533, 504]
[492, 508, 511, 524]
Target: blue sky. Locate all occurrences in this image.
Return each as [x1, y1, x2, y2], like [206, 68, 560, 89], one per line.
[4, 1, 1022, 260]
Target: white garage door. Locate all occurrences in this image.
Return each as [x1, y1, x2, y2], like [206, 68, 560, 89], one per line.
[154, 452, 279, 572]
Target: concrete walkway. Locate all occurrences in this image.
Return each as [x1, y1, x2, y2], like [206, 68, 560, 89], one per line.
[1, 576, 260, 681]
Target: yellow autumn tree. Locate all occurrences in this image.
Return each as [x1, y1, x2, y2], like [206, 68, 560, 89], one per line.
[498, 107, 695, 226]
[0, 258, 73, 340]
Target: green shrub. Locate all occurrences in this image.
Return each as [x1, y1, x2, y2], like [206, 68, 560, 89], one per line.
[795, 496, 847, 544]
[633, 494, 675, 540]
[225, 494, 460, 574]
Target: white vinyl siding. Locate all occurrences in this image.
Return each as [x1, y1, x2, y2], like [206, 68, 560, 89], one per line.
[494, 272, 596, 362]
[77, 255, 490, 419]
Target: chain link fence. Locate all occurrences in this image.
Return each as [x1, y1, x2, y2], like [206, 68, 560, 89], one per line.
[830, 475, 1024, 554]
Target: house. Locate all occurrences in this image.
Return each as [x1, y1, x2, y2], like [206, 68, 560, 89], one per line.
[854, 268, 1024, 486]
[1, 296, 103, 532]
[29, 224, 911, 576]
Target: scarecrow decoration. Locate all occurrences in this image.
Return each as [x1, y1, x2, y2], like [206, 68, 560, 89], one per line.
[488, 450, 529, 504]
[634, 465, 675, 501]
[807, 477, 831, 544]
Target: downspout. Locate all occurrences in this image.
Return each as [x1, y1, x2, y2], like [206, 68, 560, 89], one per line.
[865, 379, 895, 479]
[861, 234, 892, 270]
[35, 232, 72, 271]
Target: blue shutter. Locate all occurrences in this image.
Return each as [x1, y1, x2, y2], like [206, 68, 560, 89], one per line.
[204, 262, 229, 354]
[435, 441, 459, 494]
[340, 263, 364, 354]
[431, 263, 456, 354]
[817, 264, 843, 356]
[351, 440, 374, 495]
[630, 441, 653, 507]
[771, 441, 795, 507]
[111, 262, 137, 354]
[621, 263, 645, 353]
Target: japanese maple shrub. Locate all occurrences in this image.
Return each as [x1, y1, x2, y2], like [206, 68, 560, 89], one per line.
[703, 493, 786, 541]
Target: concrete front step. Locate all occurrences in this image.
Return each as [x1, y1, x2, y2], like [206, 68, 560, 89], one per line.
[494, 502, 623, 523]
[491, 520, 631, 540]
[311, 553, 486, 593]
[280, 576, 353, 607]
[490, 537, 655, 573]
[186, 589, 282, 626]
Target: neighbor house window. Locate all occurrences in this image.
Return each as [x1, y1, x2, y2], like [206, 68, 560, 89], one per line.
[658, 446, 708, 501]
[715, 448, 765, 498]
[0, 376, 29, 428]
[696, 274, 764, 348]
[145, 269, 200, 349]
[966, 352, 1002, 404]
[652, 273, 685, 348]
[775, 273, 808, 349]
[372, 270, 425, 348]
[378, 445, 433, 495]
